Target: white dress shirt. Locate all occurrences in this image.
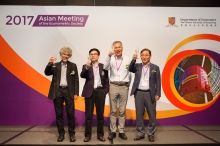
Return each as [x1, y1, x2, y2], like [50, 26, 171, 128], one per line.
[138, 63, 150, 90]
[104, 55, 131, 83]
[60, 62, 67, 86]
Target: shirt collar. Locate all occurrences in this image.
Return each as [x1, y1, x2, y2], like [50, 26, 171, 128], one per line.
[92, 62, 99, 67]
[114, 55, 123, 60]
[142, 62, 150, 67]
[61, 62, 67, 67]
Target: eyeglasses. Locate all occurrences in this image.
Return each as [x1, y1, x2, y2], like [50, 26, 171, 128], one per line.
[89, 53, 98, 56]
[141, 55, 150, 57]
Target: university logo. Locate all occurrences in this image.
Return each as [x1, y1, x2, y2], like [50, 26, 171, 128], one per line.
[166, 17, 178, 27]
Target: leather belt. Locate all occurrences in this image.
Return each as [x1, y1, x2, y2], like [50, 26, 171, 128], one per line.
[137, 89, 150, 92]
[110, 82, 129, 87]
[59, 86, 68, 88]
[95, 86, 104, 89]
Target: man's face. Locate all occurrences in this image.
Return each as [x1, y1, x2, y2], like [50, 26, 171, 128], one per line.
[89, 50, 99, 62]
[113, 42, 123, 57]
[61, 52, 70, 62]
[141, 50, 151, 64]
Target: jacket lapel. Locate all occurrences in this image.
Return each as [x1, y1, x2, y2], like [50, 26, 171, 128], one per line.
[90, 65, 94, 79]
[149, 63, 153, 78]
[66, 61, 70, 80]
[99, 63, 102, 77]
[138, 63, 142, 79]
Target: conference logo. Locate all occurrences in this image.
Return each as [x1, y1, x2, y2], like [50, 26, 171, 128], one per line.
[165, 17, 178, 27]
[162, 34, 220, 112]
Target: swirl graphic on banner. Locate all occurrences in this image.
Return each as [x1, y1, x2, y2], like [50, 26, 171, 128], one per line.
[162, 34, 220, 112]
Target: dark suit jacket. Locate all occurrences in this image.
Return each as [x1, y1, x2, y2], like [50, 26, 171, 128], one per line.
[80, 63, 109, 98]
[129, 59, 161, 101]
[44, 61, 79, 100]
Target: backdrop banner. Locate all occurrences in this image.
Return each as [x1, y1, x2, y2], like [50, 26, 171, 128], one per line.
[0, 6, 220, 125]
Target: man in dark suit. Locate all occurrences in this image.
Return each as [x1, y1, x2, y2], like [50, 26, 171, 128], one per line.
[129, 48, 161, 142]
[44, 46, 79, 142]
[80, 48, 109, 142]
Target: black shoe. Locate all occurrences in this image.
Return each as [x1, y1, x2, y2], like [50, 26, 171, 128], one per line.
[119, 133, 127, 140]
[108, 132, 116, 140]
[84, 136, 91, 142]
[70, 135, 76, 142]
[57, 135, 64, 142]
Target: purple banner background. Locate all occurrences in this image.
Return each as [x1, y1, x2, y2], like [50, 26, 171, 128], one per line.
[0, 62, 220, 126]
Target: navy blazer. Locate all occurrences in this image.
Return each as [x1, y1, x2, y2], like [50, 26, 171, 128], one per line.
[129, 59, 161, 101]
[44, 61, 79, 100]
[80, 63, 109, 98]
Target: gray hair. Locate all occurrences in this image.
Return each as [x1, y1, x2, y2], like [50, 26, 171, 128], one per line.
[112, 41, 123, 46]
[59, 46, 72, 57]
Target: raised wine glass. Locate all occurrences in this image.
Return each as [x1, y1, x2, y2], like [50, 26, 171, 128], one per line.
[135, 47, 139, 59]
[52, 54, 57, 67]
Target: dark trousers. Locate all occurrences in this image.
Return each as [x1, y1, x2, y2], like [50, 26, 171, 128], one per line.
[53, 87, 75, 136]
[84, 88, 106, 137]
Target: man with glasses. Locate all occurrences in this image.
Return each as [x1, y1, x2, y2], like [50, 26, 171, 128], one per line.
[104, 41, 131, 140]
[81, 48, 109, 142]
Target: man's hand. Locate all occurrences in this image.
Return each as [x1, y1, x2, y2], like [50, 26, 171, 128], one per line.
[133, 53, 138, 60]
[155, 95, 160, 101]
[108, 49, 115, 56]
[49, 57, 55, 65]
[74, 95, 78, 100]
[86, 60, 91, 67]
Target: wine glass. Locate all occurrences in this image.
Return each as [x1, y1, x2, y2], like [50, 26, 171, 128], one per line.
[135, 47, 139, 59]
[88, 54, 92, 63]
[52, 54, 57, 67]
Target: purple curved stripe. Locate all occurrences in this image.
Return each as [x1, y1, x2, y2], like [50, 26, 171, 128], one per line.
[0, 64, 220, 126]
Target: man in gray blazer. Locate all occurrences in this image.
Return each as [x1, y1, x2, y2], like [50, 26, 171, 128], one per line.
[129, 48, 161, 142]
[44, 46, 79, 142]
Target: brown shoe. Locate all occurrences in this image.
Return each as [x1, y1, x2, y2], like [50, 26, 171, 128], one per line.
[83, 137, 91, 142]
[134, 135, 145, 141]
[148, 135, 155, 142]
[97, 136, 106, 142]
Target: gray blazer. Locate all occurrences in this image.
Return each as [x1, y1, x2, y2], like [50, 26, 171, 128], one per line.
[44, 61, 79, 100]
[129, 59, 161, 101]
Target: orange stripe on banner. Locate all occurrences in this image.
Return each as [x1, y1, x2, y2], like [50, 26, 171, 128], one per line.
[0, 35, 192, 119]
[0, 35, 51, 97]
[166, 34, 220, 62]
